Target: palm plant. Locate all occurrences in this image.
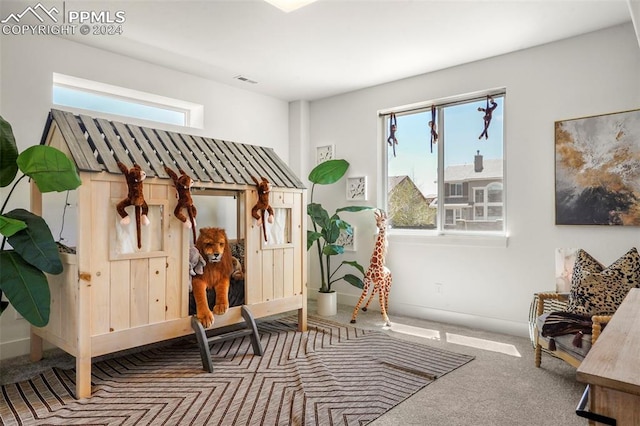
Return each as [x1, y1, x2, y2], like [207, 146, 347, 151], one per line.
[307, 159, 371, 293]
[0, 115, 82, 327]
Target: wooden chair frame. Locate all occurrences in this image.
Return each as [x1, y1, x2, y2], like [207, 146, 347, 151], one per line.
[533, 292, 611, 368]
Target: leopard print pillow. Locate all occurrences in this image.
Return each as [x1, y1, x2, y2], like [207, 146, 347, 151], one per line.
[229, 239, 245, 269]
[567, 247, 640, 316]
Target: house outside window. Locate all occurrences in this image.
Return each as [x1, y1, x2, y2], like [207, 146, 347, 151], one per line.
[384, 92, 505, 234]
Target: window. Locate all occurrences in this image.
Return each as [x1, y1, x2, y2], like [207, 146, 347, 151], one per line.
[487, 182, 503, 202]
[192, 189, 243, 240]
[474, 188, 484, 203]
[450, 183, 463, 197]
[111, 203, 166, 258]
[263, 208, 292, 246]
[52, 73, 203, 128]
[384, 92, 505, 234]
[444, 208, 462, 225]
[53, 85, 187, 126]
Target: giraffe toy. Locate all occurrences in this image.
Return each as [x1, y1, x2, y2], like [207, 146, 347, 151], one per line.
[350, 209, 392, 326]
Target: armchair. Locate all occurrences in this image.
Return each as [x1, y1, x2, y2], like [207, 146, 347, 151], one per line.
[533, 292, 611, 368]
[532, 246, 639, 368]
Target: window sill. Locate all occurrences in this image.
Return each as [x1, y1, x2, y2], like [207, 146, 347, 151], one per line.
[387, 230, 508, 248]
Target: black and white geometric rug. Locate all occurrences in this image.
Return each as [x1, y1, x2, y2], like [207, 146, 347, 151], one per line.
[1, 315, 474, 425]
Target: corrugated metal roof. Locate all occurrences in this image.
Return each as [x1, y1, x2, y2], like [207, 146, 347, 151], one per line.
[41, 109, 305, 189]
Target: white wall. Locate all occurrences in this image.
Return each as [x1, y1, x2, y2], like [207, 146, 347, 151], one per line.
[306, 23, 640, 336]
[630, 0, 640, 47]
[288, 100, 310, 179]
[0, 35, 289, 360]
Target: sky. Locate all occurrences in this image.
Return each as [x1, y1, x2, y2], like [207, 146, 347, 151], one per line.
[388, 97, 504, 195]
[53, 85, 186, 126]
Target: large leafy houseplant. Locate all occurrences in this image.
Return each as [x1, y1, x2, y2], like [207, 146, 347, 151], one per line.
[0, 115, 82, 327]
[307, 159, 371, 293]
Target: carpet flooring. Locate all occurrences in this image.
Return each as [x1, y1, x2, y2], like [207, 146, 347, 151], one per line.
[0, 315, 474, 425]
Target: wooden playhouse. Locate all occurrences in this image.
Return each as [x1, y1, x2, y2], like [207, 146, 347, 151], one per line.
[31, 109, 307, 398]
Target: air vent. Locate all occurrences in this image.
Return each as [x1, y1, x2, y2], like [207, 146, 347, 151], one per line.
[233, 75, 258, 84]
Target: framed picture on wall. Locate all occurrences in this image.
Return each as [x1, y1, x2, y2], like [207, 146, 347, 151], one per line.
[555, 108, 640, 226]
[336, 227, 356, 251]
[316, 144, 335, 164]
[346, 176, 367, 201]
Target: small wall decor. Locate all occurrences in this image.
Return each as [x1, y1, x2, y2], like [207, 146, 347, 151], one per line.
[555, 108, 640, 226]
[336, 227, 356, 251]
[555, 248, 578, 293]
[316, 144, 335, 164]
[346, 176, 367, 201]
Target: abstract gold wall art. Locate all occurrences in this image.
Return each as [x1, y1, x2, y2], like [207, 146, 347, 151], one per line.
[555, 108, 640, 226]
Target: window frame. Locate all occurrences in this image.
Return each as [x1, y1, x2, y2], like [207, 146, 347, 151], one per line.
[110, 200, 169, 260]
[52, 73, 204, 128]
[380, 90, 508, 246]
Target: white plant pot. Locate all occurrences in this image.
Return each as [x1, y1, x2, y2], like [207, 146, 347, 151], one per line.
[317, 291, 337, 316]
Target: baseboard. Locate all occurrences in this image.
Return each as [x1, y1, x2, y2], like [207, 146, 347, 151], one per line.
[0, 337, 31, 361]
[334, 292, 529, 338]
[0, 336, 59, 361]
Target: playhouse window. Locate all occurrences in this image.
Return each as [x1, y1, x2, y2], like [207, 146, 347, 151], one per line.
[192, 189, 244, 241]
[112, 204, 165, 257]
[262, 208, 292, 247]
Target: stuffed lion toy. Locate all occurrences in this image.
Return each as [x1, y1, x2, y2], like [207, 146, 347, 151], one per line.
[192, 227, 233, 327]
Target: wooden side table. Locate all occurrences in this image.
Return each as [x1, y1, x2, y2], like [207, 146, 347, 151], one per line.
[576, 288, 640, 425]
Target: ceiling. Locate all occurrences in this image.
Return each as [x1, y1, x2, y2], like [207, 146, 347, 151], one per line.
[64, 0, 635, 102]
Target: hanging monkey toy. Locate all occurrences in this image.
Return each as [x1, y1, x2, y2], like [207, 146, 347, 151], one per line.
[478, 96, 498, 140]
[251, 176, 274, 242]
[429, 104, 438, 153]
[165, 166, 198, 243]
[387, 113, 398, 157]
[116, 162, 150, 249]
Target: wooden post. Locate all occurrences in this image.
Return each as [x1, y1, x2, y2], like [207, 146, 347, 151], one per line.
[75, 174, 93, 398]
[298, 189, 308, 332]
